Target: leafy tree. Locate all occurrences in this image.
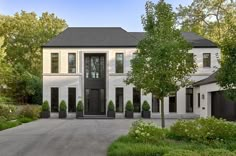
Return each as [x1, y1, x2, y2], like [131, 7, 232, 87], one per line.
[126, 0, 197, 128]
[217, 21, 236, 101]
[177, 0, 236, 45]
[0, 11, 67, 103]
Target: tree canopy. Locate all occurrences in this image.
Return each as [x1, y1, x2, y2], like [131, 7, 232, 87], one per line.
[126, 0, 197, 128]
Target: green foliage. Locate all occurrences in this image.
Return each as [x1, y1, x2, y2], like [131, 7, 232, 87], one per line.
[0, 120, 21, 131]
[17, 117, 34, 123]
[125, 0, 197, 128]
[164, 149, 200, 156]
[76, 100, 83, 112]
[177, 0, 236, 45]
[0, 96, 14, 103]
[41, 100, 49, 111]
[169, 117, 236, 143]
[59, 100, 67, 112]
[217, 25, 236, 101]
[201, 149, 236, 156]
[108, 100, 115, 111]
[19, 105, 41, 119]
[0, 104, 16, 120]
[129, 120, 167, 143]
[125, 101, 134, 112]
[142, 100, 150, 111]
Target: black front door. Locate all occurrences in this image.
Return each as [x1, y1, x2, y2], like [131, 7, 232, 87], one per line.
[84, 54, 106, 115]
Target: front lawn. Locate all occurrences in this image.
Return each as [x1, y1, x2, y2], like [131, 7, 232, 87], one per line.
[108, 118, 236, 156]
[0, 104, 41, 131]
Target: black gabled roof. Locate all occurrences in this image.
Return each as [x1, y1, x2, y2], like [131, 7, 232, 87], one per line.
[44, 27, 139, 47]
[43, 27, 217, 48]
[193, 72, 217, 86]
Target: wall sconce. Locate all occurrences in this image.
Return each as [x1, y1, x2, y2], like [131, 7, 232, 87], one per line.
[202, 94, 205, 100]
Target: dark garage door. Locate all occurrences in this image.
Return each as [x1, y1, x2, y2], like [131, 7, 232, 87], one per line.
[211, 91, 236, 121]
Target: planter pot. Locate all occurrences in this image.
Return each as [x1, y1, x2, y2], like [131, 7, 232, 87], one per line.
[125, 111, 133, 118]
[107, 111, 115, 118]
[40, 111, 50, 118]
[142, 111, 151, 118]
[59, 111, 67, 118]
[76, 111, 83, 118]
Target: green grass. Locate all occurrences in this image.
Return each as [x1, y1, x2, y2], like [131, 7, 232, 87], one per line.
[108, 135, 236, 156]
[0, 120, 22, 131]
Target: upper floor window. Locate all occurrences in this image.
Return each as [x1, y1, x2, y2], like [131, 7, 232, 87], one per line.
[187, 53, 194, 66]
[85, 55, 105, 79]
[51, 53, 59, 73]
[132, 52, 137, 59]
[116, 53, 124, 73]
[68, 53, 76, 73]
[203, 53, 211, 67]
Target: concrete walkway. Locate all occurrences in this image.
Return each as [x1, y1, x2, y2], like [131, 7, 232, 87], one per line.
[0, 119, 177, 156]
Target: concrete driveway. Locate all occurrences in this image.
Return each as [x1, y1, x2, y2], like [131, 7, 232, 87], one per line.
[0, 119, 177, 156]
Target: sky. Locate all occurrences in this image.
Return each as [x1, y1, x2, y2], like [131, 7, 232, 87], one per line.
[0, 0, 192, 31]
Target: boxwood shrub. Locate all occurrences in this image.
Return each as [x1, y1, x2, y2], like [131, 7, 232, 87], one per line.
[125, 101, 134, 112]
[41, 100, 50, 111]
[108, 100, 115, 111]
[142, 100, 150, 111]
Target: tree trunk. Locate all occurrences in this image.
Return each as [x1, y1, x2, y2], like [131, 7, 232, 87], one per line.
[161, 98, 165, 128]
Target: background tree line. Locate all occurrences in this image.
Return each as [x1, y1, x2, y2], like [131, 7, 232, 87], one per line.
[0, 11, 67, 104]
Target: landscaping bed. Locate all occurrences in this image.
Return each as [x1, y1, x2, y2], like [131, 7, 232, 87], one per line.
[108, 118, 236, 156]
[0, 103, 41, 131]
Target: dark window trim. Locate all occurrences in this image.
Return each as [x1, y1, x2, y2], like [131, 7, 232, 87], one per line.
[169, 93, 177, 113]
[115, 53, 124, 73]
[51, 53, 59, 73]
[68, 53, 76, 73]
[152, 95, 160, 113]
[203, 53, 211, 68]
[115, 87, 124, 112]
[198, 93, 201, 108]
[51, 87, 59, 112]
[133, 88, 141, 112]
[186, 88, 193, 113]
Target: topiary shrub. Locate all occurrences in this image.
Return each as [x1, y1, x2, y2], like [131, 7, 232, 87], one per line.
[125, 100, 134, 112]
[201, 149, 236, 156]
[164, 149, 200, 156]
[108, 100, 115, 111]
[142, 100, 150, 111]
[76, 101, 83, 112]
[59, 100, 67, 112]
[41, 100, 50, 112]
[169, 117, 236, 143]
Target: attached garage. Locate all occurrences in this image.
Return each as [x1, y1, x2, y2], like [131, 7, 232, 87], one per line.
[211, 91, 236, 121]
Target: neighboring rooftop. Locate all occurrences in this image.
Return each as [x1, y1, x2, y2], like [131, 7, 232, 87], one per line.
[193, 72, 217, 86]
[43, 27, 217, 48]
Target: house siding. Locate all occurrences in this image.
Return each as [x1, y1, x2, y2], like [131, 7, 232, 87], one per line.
[43, 47, 220, 118]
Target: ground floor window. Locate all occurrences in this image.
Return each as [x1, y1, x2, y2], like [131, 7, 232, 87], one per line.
[51, 88, 59, 112]
[186, 88, 193, 112]
[68, 88, 76, 112]
[133, 88, 141, 112]
[198, 93, 201, 108]
[116, 88, 123, 112]
[169, 93, 177, 113]
[152, 95, 160, 112]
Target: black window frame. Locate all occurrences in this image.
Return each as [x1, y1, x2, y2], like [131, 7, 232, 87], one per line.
[198, 93, 201, 108]
[186, 88, 193, 113]
[152, 95, 160, 112]
[169, 93, 177, 113]
[68, 53, 76, 73]
[203, 53, 211, 67]
[51, 87, 59, 112]
[115, 88, 124, 112]
[133, 88, 141, 112]
[115, 53, 124, 73]
[68, 87, 76, 112]
[51, 53, 59, 73]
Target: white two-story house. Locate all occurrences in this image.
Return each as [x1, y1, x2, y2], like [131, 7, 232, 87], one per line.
[42, 27, 220, 118]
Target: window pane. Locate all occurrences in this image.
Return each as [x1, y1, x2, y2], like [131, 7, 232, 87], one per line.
[186, 88, 193, 113]
[198, 93, 201, 108]
[68, 88, 76, 112]
[203, 53, 211, 67]
[51, 88, 59, 112]
[152, 95, 160, 112]
[51, 53, 59, 73]
[100, 56, 105, 78]
[169, 93, 177, 113]
[116, 53, 124, 73]
[133, 88, 141, 112]
[85, 56, 90, 78]
[68, 53, 76, 73]
[116, 88, 123, 112]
